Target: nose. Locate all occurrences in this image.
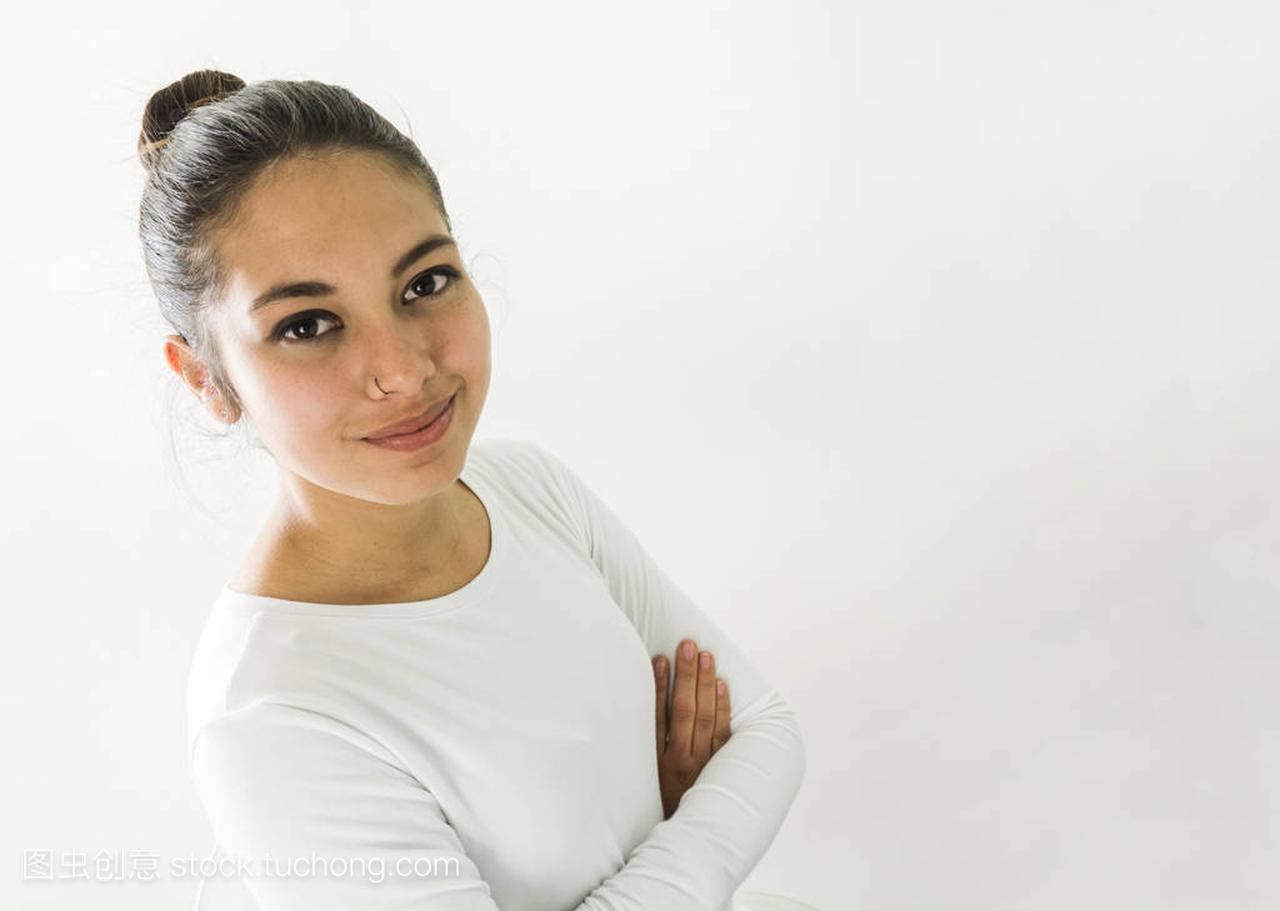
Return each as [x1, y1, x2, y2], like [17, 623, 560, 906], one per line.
[361, 319, 438, 397]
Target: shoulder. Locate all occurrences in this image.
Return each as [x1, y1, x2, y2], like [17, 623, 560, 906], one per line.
[464, 436, 590, 545]
[466, 435, 566, 476]
[465, 436, 582, 500]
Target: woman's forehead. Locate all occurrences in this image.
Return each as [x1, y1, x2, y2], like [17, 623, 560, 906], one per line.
[218, 158, 447, 279]
[237, 153, 440, 232]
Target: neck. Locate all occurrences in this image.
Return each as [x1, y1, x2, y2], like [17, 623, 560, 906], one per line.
[257, 478, 467, 590]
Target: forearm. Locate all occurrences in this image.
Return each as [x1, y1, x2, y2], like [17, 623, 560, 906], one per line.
[574, 690, 806, 910]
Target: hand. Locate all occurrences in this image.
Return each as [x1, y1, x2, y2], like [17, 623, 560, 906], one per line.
[653, 638, 732, 819]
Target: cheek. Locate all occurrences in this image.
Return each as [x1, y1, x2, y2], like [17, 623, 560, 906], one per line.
[428, 302, 490, 369]
[454, 298, 492, 361]
[253, 365, 348, 437]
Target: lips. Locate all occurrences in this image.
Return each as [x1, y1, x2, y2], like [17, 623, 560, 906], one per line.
[362, 394, 455, 440]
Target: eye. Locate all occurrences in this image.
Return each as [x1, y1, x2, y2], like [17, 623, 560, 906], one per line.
[274, 311, 340, 344]
[271, 266, 461, 345]
[403, 265, 460, 303]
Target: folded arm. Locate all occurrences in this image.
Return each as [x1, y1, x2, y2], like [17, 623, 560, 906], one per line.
[190, 442, 805, 911]
[526, 442, 807, 910]
[193, 686, 803, 911]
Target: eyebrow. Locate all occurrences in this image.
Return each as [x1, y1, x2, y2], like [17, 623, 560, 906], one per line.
[248, 234, 457, 314]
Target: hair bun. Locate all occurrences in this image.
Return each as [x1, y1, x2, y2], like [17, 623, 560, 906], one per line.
[138, 69, 246, 167]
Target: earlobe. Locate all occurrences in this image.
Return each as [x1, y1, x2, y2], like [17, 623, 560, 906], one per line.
[199, 387, 240, 425]
[197, 380, 240, 425]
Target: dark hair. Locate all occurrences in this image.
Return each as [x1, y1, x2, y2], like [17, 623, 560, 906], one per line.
[136, 69, 454, 434]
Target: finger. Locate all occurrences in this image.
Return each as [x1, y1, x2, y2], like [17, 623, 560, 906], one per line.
[653, 655, 668, 756]
[712, 678, 731, 752]
[668, 638, 699, 757]
[691, 649, 717, 758]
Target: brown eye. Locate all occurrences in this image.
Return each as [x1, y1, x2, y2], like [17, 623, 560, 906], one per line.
[403, 266, 459, 304]
[276, 312, 339, 343]
[271, 266, 461, 346]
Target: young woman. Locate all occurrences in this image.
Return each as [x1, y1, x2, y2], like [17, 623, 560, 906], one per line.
[140, 70, 805, 911]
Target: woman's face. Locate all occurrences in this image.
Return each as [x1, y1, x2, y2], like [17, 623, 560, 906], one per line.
[203, 149, 491, 506]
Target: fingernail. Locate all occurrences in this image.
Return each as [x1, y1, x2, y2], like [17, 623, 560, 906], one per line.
[717, 680, 727, 694]
[700, 652, 711, 669]
[682, 641, 695, 660]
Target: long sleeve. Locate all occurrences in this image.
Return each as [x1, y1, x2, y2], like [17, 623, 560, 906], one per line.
[187, 439, 806, 911]
[191, 702, 507, 910]
[527, 443, 808, 911]
[193, 679, 804, 911]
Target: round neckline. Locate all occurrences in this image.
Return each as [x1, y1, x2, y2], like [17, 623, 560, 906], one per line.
[217, 454, 506, 619]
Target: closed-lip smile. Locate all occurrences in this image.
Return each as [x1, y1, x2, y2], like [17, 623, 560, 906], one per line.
[362, 393, 456, 440]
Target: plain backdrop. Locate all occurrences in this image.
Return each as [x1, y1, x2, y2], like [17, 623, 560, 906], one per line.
[2, 1, 1277, 909]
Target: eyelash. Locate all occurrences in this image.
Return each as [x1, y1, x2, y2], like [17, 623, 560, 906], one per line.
[271, 266, 461, 344]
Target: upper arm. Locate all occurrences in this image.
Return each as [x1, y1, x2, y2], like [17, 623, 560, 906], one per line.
[191, 702, 502, 911]
[524, 440, 784, 725]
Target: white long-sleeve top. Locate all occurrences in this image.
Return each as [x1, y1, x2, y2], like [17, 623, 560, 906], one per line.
[186, 437, 806, 911]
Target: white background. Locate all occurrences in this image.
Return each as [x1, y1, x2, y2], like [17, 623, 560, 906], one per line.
[2, 1, 1277, 909]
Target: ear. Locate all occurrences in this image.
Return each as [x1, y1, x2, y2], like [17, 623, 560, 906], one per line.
[162, 334, 241, 425]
